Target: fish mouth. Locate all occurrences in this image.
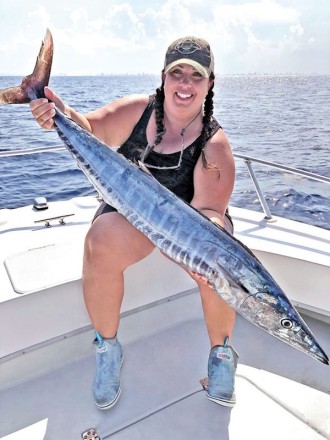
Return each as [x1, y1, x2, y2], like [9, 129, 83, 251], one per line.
[314, 350, 329, 365]
[238, 292, 329, 365]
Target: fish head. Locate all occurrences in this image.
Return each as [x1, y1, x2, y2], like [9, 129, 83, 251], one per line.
[239, 289, 329, 365]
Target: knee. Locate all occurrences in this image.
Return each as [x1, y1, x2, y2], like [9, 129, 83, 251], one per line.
[84, 221, 113, 262]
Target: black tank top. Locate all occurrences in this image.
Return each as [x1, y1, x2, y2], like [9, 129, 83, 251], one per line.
[117, 95, 221, 203]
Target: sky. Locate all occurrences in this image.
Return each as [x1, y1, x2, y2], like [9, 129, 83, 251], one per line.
[0, 0, 329, 76]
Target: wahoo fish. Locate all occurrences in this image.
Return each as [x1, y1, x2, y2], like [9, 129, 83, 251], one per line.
[0, 30, 328, 365]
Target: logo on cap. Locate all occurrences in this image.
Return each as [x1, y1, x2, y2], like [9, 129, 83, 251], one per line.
[175, 40, 201, 55]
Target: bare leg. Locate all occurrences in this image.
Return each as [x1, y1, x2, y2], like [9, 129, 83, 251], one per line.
[83, 212, 155, 338]
[198, 281, 236, 347]
[198, 216, 236, 347]
[83, 211, 235, 345]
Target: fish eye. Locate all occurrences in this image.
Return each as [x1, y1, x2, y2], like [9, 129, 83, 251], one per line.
[281, 318, 293, 329]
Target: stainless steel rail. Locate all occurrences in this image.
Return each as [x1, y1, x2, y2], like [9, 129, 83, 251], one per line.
[234, 153, 330, 221]
[1, 146, 329, 220]
[0, 145, 66, 157]
[234, 153, 330, 184]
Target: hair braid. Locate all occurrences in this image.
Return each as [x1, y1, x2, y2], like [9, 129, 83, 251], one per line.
[200, 74, 218, 169]
[154, 80, 166, 146]
[201, 83, 214, 143]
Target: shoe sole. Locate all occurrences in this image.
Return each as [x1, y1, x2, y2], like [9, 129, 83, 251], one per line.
[96, 385, 122, 410]
[206, 393, 236, 408]
[94, 355, 124, 411]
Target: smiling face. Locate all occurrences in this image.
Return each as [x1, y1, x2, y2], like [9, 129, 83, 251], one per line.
[163, 64, 213, 115]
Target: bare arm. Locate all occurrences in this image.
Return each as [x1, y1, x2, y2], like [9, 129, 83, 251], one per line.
[187, 129, 235, 285]
[84, 94, 149, 146]
[29, 87, 92, 131]
[29, 87, 149, 147]
[190, 129, 235, 228]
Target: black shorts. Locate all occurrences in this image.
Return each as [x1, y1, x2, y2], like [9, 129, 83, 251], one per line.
[93, 201, 234, 235]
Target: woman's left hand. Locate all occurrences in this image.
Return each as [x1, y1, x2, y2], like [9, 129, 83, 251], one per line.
[188, 270, 214, 289]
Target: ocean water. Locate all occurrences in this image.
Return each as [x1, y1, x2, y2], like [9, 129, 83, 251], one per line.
[0, 74, 329, 230]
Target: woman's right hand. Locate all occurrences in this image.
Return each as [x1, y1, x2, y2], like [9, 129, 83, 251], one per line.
[29, 86, 67, 130]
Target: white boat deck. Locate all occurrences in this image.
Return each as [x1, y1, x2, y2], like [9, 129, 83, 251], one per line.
[0, 196, 329, 439]
[1, 291, 330, 439]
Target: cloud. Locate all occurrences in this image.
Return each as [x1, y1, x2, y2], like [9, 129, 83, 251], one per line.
[28, 4, 52, 27]
[0, 0, 329, 74]
[197, 0, 328, 73]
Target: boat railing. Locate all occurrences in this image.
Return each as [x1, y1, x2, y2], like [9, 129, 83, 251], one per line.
[234, 153, 330, 221]
[0, 145, 66, 157]
[1, 146, 329, 221]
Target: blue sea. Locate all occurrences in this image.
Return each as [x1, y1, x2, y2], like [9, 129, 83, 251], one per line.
[0, 74, 329, 230]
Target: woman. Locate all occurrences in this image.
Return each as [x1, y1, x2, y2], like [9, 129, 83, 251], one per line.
[30, 36, 237, 409]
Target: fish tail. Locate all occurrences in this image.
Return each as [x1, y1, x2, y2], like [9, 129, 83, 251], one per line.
[0, 29, 53, 104]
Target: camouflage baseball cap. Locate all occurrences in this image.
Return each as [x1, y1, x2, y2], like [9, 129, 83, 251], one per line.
[164, 36, 214, 77]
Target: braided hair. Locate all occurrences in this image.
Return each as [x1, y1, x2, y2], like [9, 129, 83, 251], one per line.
[154, 73, 216, 169]
[154, 80, 166, 146]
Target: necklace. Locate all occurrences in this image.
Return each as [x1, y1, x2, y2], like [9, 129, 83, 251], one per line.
[140, 109, 202, 170]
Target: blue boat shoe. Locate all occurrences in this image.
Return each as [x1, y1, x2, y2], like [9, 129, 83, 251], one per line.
[206, 336, 238, 407]
[92, 332, 123, 410]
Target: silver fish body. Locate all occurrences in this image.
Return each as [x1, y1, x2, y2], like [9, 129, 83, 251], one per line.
[54, 109, 328, 365]
[0, 29, 328, 365]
